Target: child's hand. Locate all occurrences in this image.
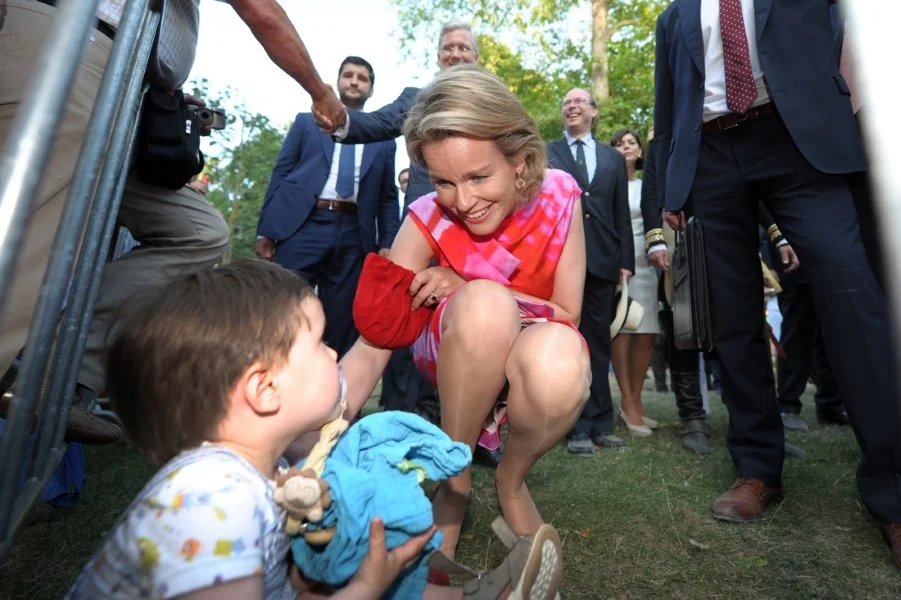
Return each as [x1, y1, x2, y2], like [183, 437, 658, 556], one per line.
[350, 518, 436, 595]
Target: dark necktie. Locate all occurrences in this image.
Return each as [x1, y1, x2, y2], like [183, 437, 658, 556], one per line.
[336, 143, 355, 198]
[720, 0, 758, 113]
[575, 139, 590, 184]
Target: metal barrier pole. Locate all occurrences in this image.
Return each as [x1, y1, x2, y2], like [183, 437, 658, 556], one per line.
[34, 11, 159, 480]
[0, 0, 101, 311]
[0, 0, 151, 549]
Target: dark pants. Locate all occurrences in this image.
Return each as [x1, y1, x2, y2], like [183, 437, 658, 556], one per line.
[381, 346, 438, 413]
[571, 274, 617, 437]
[275, 209, 363, 358]
[776, 282, 843, 416]
[650, 335, 668, 389]
[687, 114, 901, 523]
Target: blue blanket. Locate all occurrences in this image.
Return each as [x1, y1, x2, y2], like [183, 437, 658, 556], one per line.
[292, 412, 471, 598]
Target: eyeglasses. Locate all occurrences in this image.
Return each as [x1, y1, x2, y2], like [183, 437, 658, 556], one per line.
[440, 44, 474, 56]
[562, 98, 593, 107]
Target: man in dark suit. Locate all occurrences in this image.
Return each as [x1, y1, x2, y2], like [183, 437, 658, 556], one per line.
[548, 88, 634, 456]
[255, 56, 399, 358]
[654, 0, 901, 553]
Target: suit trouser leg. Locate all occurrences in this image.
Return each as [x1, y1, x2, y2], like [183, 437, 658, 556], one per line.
[275, 209, 332, 322]
[571, 275, 616, 437]
[381, 347, 420, 412]
[810, 328, 843, 415]
[740, 115, 901, 523]
[650, 335, 668, 388]
[0, 2, 111, 377]
[775, 282, 816, 415]
[318, 212, 363, 359]
[687, 129, 784, 485]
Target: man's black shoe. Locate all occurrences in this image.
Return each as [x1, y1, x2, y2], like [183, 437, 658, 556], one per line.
[817, 410, 850, 426]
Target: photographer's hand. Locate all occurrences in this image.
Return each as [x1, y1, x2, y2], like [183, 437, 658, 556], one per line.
[184, 94, 213, 136]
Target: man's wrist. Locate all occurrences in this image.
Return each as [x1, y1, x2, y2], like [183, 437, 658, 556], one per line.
[647, 242, 667, 256]
[333, 113, 351, 140]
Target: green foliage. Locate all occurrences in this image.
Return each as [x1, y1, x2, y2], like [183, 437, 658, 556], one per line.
[188, 78, 288, 263]
[390, 0, 667, 142]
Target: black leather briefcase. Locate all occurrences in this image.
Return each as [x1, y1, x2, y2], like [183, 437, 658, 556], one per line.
[672, 216, 715, 352]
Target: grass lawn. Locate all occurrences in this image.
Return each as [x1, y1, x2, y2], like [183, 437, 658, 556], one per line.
[1, 378, 899, 599]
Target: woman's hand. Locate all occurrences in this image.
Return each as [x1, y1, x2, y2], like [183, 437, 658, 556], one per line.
[409, 267, 465, 309]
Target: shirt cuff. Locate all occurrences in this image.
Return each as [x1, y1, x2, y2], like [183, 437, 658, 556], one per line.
[647, 242, 667, 256]
[333, 113, 351, 140]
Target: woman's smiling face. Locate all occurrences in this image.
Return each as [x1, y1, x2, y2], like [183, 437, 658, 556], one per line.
[423, 136, 525, 236]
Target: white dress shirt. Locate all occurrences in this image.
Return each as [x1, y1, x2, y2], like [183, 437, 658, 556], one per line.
[318, 143, 364, 203]
[700, 0, 771, 121]
[563, 130, 597, 181]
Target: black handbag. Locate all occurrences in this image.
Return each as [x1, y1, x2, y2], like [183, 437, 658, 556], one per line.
[135, 89, 204, 190]
[672, 216, 715, 352]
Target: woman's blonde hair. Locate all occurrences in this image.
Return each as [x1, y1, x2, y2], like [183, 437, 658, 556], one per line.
[403, 64, 547, 201]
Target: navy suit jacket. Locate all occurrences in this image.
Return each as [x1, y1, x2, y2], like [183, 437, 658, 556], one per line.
[257, 113, 399, 252]
[340, 87, 434, 207]
[547, 138, 634, 282]
[654, 0, 865, 212]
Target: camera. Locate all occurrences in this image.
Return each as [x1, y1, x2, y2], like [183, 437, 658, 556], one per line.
[189, 106, 227, 133]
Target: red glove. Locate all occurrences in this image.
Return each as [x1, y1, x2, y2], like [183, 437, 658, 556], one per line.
[353, 253, 432, 348]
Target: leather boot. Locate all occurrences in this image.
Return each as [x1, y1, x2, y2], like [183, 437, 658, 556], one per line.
[679, 418, 711, 454]
[671, 366, 710, 454]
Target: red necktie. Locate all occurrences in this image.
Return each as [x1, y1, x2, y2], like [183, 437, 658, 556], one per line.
[720, 0, 758, 113]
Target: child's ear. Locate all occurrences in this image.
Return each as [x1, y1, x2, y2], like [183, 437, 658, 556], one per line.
[241, 362, 282, 416]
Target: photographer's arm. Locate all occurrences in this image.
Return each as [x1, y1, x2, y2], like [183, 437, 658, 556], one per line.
[227, 0, 345, 128]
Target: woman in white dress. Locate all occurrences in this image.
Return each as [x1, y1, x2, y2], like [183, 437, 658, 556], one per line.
[610, 128, 660, 436]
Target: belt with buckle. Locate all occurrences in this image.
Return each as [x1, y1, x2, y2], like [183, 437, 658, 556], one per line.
[702, 102, 777, 135]
[314, 198, 357, 213]
[34, 0, 117, 39]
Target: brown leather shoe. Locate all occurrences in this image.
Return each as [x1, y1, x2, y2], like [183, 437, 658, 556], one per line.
[883, 523, 901, 569]
[710, 478, 784, 522]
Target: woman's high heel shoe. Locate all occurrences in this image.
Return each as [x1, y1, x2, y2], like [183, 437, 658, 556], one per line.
[642, 416, 660, 429]
[620, 411, 653, 436]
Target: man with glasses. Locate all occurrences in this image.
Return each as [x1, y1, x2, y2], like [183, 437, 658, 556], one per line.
[548, 88, 634, 455]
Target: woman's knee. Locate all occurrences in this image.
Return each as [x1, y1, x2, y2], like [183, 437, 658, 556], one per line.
[507, 324, 590, 410]
[442, 280, 520, 342]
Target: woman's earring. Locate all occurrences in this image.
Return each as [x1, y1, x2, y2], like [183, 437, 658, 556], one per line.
[515, 173, 526, 191]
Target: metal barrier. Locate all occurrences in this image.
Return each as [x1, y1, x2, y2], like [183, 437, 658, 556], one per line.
[0, 0, 161, 563]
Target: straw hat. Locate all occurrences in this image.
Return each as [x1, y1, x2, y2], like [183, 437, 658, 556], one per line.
[610, 279, 645, 338]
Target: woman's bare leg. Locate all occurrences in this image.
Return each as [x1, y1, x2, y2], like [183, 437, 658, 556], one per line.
[498, 322, 590, 536]
[629, 333, 657, 418]
[612, 334, 642, 424]
[433, 280, 520, 557]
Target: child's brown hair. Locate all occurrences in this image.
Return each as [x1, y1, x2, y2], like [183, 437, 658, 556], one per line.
[106, 260, 315, 464]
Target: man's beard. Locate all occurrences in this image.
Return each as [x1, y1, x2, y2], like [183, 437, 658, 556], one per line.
[339, 91, 366, 110]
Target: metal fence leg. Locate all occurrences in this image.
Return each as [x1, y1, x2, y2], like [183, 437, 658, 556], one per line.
[34, 10, 160, 486]
[0, 0, 155, 562]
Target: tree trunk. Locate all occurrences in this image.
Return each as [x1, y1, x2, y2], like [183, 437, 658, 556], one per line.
[591, 0, 610, 102]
